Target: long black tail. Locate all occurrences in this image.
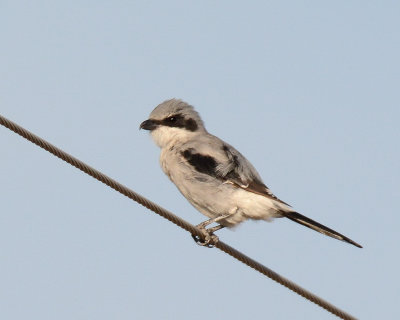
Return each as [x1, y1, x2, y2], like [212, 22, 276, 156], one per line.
[282, 211, 362, 248]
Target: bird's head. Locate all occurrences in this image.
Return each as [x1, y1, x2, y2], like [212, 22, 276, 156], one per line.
[140, 99, 206, 148]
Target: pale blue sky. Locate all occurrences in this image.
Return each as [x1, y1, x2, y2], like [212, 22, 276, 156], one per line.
[1, 1, 399, 319]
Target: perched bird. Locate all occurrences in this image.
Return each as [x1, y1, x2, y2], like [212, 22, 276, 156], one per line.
[140, 98, 362, 248]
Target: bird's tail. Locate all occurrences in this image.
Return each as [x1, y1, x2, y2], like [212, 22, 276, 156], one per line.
[281, 211, 362, 248]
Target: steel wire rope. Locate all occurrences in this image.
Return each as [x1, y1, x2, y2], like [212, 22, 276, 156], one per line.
[0, 114, 358, 320]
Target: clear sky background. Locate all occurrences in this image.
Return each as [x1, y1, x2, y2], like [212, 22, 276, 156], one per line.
[1, 1, 399, 319]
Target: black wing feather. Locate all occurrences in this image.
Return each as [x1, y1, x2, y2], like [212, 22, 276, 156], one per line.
[181, 149, 218, 176]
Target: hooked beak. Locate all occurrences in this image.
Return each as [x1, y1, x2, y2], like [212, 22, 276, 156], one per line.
[139, 119, 158, 131]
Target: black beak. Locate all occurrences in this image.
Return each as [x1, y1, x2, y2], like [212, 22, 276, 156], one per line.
[139, 119, 158, 131]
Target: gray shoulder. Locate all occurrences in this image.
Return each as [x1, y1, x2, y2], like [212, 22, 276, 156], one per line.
[179, 133, 263, 185]
[217, 140, 264, 185]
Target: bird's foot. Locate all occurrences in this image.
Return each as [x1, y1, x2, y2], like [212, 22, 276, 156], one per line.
[191, 231, 219, 248]
[191, 224, 225, 248]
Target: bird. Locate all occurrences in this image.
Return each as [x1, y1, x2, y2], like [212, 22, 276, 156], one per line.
[140, 98, 362, 248]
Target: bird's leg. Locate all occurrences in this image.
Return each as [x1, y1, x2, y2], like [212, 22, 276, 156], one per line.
[191, 213, 231, 248]
[196, 212, 232, 229]
[207, 224, 225, 234]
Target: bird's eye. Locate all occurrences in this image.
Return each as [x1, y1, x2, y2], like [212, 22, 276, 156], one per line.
[168, 116, 176, 122]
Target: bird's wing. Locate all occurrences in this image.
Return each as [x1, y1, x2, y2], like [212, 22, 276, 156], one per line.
[180, 136, 290, 206]
[217, 142, 290, 206]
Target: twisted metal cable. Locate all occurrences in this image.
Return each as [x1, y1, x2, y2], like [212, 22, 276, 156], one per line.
[0, 114, 358, 320]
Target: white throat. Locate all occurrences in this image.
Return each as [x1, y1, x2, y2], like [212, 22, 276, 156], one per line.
[150, 126, 198, 149]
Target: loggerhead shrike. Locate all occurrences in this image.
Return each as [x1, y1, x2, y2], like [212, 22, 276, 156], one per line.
[140, 98, 362, 248]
